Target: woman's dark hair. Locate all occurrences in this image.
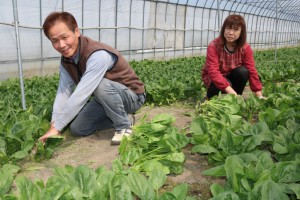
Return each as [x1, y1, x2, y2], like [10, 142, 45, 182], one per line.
[42, 11, 78, 39]
[220, 14, 247, 49]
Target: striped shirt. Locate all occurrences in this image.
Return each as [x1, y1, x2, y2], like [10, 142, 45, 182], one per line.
[201, 37, 262, 92]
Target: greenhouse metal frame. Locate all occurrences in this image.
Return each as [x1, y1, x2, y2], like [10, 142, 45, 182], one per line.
[0, 0, 300, 109]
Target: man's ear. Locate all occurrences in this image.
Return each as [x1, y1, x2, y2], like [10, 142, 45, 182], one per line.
[75, 27, 80, 37]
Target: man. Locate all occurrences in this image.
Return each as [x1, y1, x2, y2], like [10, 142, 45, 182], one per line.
[39, 11, 145, 145]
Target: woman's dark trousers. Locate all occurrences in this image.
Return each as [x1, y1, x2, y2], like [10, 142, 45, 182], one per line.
[207, 66, 249, 99]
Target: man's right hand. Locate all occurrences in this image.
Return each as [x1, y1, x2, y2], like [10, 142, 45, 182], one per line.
[39, 126, 61, 144]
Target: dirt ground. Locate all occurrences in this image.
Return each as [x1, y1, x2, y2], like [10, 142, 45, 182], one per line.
[18, 103, 229, 199]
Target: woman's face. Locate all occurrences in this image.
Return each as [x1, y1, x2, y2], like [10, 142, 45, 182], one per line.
[224, 25, 242, 45]
[48, 21, 80, 58]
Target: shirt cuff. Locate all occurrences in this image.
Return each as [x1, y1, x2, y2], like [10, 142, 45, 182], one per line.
[53, 120, 65, 132]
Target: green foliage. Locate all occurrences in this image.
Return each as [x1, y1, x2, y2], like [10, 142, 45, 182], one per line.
[130, 57, 206, 105]
[0, 164, 21, 198]
[0, 46, 300, 199]
[190, 80, 300, 199]
[118, 113, 189, 175]
[3, 164, 192, 200]
[0, 75, 62, 166]
[254, 47, 300, 82]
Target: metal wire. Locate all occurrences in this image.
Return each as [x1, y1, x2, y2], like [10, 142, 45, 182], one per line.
[0, 0, 299, 70]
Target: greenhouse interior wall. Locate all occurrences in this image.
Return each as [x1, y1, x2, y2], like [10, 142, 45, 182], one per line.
[0, 0, 299, 80]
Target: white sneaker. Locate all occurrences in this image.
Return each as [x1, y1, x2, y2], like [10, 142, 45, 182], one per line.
[111, 128, 132, 145]
[128, 113, 136, 127]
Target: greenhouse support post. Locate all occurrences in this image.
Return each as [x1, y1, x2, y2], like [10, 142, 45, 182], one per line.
[274, 0, 278, 62]
[217, 0, 220, 29]
[13, 0, 26, 110]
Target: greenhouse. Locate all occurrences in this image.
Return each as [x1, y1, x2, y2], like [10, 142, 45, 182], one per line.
[0, 0, 299, 199]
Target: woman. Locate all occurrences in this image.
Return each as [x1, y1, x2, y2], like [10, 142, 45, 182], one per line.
[202, 14, 264, 99]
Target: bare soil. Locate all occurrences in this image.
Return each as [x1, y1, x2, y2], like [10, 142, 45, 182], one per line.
[17, 104, 226, 200]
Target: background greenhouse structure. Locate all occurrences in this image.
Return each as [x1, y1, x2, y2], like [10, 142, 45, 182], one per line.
[1, 0, 300, 80]
[1, 1, 300, 199]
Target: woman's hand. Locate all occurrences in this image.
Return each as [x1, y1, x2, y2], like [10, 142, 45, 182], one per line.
[254, 91, 266, 99]
[225, 86, 238, 95]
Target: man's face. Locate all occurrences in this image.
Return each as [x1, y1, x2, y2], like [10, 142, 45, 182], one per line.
[48, 22, 80, 58]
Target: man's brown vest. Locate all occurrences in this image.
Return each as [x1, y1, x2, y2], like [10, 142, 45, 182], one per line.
[61, 36, 145, 94]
